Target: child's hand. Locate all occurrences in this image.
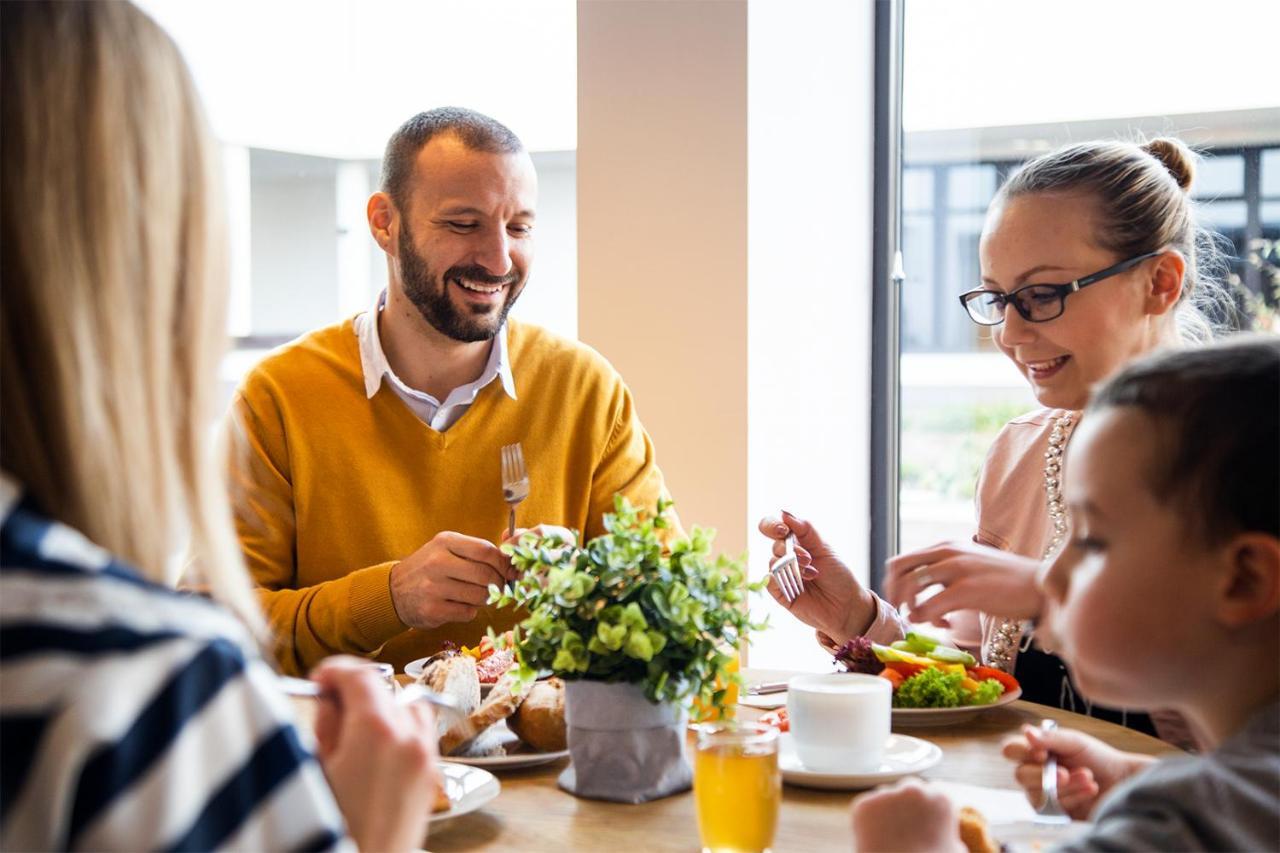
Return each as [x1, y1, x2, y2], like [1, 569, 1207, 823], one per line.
[850, 779, 966, 852]
[1002, 723, 1155, 821]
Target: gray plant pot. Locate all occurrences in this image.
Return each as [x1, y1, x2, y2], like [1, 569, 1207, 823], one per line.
[557, 680, 693, 803]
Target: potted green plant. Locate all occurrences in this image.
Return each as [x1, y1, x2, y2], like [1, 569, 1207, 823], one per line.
[489, 496, 765, 803]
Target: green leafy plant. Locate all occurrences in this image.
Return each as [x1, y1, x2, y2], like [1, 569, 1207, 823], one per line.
[488, 496, 766, 713]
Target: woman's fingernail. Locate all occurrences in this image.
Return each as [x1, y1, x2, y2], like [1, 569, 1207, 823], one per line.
[781, 509, 796, 518]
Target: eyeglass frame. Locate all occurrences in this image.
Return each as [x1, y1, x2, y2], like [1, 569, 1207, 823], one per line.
[958, 251, 1164, 326]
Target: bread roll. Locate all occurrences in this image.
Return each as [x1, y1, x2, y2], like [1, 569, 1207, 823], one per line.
[507, 677, 566, 752]
[419, 653, 480, 746]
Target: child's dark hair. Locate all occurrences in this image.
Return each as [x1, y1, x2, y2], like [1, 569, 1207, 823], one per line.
[1087, 336, 1279, 544]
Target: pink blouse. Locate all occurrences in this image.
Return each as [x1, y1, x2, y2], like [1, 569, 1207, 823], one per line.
[819, 408, 1069, 657]
[820, 407, 1194, 748]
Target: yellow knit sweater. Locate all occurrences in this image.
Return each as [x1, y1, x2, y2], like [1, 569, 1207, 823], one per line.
[227, 318, 674, 675]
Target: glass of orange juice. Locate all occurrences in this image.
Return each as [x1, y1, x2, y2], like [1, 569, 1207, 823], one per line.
[693, 721, 780, 853]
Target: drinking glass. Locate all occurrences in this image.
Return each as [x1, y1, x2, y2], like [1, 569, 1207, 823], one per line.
[359, 661, 396, 691]
[693, 721, 780, 853]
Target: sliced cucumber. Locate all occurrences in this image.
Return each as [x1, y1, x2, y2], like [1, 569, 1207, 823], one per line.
[926, 645, 976, 667]
[903, 631, 940, 653]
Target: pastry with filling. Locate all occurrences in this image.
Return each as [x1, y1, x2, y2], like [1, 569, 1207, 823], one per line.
[441, 669, 533, 756]
[957, 806, 999, 853]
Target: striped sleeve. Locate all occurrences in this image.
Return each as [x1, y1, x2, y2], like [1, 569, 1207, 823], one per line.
[1, 625, 350, 852]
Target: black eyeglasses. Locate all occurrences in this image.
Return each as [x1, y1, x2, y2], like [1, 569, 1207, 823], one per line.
[958, 251, 1162, 326]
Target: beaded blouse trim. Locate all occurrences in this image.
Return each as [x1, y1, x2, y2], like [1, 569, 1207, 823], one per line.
[984, 413, 1074, 672]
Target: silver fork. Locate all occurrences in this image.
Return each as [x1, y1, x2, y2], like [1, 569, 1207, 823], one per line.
[1035, 718, 1072, 825]
[500, 442, 530, 538]
[769, 532, 804, 604]
[278, 675, 476, 740]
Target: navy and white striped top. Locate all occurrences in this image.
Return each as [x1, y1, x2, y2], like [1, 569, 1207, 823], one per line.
[0, 474, 351, 851]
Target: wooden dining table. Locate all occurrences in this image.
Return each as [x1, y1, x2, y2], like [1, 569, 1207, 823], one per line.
[423, 668, 1179, 853]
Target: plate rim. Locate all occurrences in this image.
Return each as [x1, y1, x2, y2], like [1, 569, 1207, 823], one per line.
[429, 761, 500, 823]
[448, 747, 570, 769]
[777, 732, 943, 789]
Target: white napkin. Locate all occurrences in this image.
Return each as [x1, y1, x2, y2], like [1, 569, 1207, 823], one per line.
[929, 780, 1037, 823]
[737, 692, 787, 709]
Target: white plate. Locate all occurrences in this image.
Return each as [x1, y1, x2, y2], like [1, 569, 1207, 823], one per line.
[429, 762, 500, 824]
[892, 687, 1021, 727]
[445, 719, 570, 770]
[778, 733, 942, 790]
[741, 687, 1021, 723]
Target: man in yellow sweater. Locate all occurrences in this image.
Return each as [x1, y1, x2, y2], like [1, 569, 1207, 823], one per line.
[227, 108, 674, 675]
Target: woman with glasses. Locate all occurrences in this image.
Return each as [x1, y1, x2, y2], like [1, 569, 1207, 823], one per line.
[761, 137, 1225, 743]
[1, 3, 438, 849]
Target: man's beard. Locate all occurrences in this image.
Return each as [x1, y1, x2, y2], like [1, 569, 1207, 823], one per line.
[398, 230, 523, 343]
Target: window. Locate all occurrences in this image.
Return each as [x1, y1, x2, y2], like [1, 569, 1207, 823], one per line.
[891, 0, 1280, 566]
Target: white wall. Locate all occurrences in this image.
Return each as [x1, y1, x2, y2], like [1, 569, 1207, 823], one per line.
[746, 0, 876, 670]
[248, 150, 340, 335]
[137, 0, 578, 158]
[577, 0, 749, 575]
[508, 151, 578, 339]
[577, 0, 878, 671]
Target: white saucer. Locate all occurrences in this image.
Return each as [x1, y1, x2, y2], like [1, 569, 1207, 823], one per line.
[778, 733, 942, 790]
[429, 762, 500, 823]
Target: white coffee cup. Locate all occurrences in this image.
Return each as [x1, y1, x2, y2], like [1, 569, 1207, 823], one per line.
[787, 673, 891, 773]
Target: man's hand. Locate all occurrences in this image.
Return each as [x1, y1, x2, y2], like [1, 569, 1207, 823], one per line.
[501, 524, 577, 549]
[850, 779, 966, 852]
[758, 510, 878, 645]
[389, 532, 516, 630]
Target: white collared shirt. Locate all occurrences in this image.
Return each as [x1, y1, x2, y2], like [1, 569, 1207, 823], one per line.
[353, 290, 517, 431]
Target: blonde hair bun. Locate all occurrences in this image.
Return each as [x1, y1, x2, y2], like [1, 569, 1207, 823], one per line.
[1142, 137, 1196, 193]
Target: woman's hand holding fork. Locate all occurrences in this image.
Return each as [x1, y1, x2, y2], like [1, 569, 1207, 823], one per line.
[757, 510, 879, 646]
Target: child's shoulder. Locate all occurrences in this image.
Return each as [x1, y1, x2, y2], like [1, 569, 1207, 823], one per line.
[1071, 702, 1279, 852]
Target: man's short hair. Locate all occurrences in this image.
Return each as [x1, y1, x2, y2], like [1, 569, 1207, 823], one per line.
[380, 107, 523, 212]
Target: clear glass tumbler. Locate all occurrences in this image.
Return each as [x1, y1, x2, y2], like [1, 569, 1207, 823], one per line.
[693, 721, 781, 853]
[360, 661, 396, 691]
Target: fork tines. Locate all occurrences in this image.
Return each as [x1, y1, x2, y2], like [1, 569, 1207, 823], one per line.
[500, 443, 530, 539]
[500, 443, 528, 499]
[769, 533, 804, 604]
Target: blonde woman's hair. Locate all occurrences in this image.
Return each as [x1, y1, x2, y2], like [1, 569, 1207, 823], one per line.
[0, 2, 263, 633]
[996, 137, 1230, 345]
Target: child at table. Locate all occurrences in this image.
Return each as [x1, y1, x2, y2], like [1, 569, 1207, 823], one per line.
[850, 337, 1280, 852]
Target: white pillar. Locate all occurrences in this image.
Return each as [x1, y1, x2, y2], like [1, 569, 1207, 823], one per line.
[746, 0, 876, 669]
[577, 0, 876, 670]
[222, 145, 252, 337]
[336, 161, 375, 317]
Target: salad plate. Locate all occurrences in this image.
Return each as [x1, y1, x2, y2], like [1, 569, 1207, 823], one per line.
[429, 762, 500, 824]
[777, 733, 942, 790]
[892, 687, 1021, 727]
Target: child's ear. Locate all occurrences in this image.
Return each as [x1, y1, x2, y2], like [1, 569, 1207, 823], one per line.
[1215, 532, 1280, 628]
